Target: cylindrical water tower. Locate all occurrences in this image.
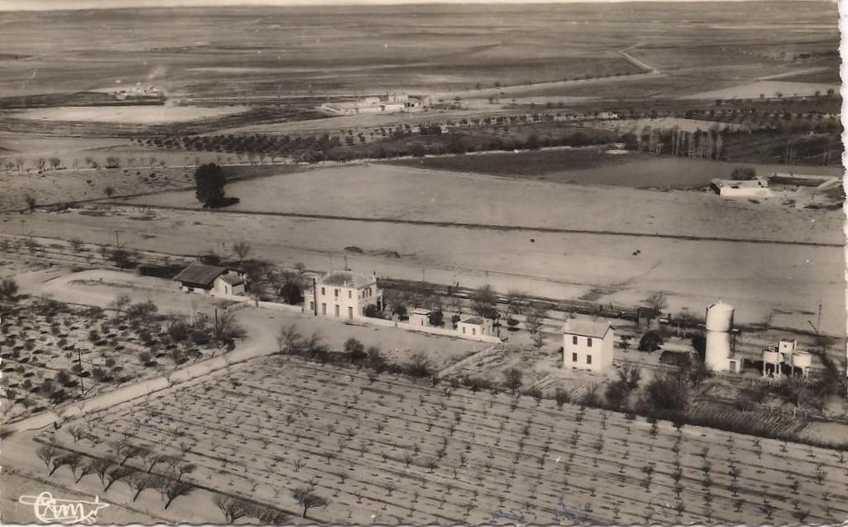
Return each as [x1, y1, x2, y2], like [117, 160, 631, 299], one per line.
[705, 302, 734, 332]
[705, 302, 736, 372]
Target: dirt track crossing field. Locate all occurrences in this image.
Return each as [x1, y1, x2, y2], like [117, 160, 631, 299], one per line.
[41, 357, 848, 525]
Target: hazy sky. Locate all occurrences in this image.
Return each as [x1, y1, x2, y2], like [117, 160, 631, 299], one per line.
[0, 0, 813, 11]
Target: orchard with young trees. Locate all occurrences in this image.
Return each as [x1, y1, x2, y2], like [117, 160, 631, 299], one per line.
[35, 353, 848, 524]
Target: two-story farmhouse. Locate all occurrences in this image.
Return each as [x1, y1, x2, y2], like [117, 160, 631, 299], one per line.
[306, 271, 382, 320]
[562, 318, 614, 373]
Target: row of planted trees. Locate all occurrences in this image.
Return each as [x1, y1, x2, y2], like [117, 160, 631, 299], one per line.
[36, 439, 322, 522]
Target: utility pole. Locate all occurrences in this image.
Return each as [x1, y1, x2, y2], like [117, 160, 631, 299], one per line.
[77, 347, 85, 395]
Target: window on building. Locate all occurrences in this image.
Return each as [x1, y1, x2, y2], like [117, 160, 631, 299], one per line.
[335, 304, 340, 317]
[586, 355, 592, 365]
[334, 289, 339, 298]
[472, 328, 476, 336]
[348, 290, 352, 299]
[462, 327, 466, 334]
[572, 353, 578, 362]
[587, 337, 593, 347]
[321, 303, 326, 315]
[348, 306, 353, 319]
[321, 287, 325, 296]
[572, 335, 578, 345]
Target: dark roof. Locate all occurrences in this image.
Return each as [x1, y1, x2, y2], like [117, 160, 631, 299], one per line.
[461, 316, 485, 325]
[174, 262, 229, 287]
[563, 318, 611, 339]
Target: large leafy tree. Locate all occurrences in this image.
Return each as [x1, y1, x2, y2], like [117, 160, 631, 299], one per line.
[194, 163, 227, 208]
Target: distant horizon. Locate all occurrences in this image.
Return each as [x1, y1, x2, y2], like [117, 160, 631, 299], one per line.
[0, 0, 832, 12]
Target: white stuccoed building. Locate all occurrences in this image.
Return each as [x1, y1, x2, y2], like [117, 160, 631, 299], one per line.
[562, 318, 615, 373]
[306, 271, 382, 320]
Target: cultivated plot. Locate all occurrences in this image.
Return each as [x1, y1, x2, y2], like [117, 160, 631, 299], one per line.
[39, 357, 848, 525]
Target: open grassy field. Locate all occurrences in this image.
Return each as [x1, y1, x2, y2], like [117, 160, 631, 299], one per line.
[10, 105, 249, 124]
[682, 81, 839, 101]
[0, 2, 837, 102]
[32, 356, 848, 524]
[389, 149, 840, 188]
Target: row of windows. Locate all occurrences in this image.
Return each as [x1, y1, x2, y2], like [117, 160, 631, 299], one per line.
[572, 353, 592, 365]
[571, 335, 593, 347]
[319, 287, 375, 298]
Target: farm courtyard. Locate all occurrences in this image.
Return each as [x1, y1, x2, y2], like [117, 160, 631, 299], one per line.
[18, 356, 848, 524]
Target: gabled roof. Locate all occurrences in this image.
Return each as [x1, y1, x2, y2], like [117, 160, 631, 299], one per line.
[411, 308, 432, 316]
[461, 316, 485, 325]
[319, 271, 374, 289]
[563, 318, 611, 339]
[174, 262, 229, 287]
[218, 273, 244, 286]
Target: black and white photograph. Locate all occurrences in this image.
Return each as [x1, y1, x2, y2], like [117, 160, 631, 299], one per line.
[0, 0, 845, 524]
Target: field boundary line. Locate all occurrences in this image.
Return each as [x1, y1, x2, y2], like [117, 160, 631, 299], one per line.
[96, 202, 845, 248]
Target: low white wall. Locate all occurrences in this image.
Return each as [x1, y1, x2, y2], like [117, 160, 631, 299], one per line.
[361, 315, 502, 343]
[225, 294, 304, 313]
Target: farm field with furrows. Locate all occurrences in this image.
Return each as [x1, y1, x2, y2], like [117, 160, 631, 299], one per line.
[38, 357, 848, 524]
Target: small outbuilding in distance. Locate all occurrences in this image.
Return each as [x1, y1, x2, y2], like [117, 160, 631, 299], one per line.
[409, 308, 432, 328]
[457, 316, 493, 338]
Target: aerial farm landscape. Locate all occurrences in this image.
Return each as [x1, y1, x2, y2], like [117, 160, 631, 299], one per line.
[0, 0, 846, 524]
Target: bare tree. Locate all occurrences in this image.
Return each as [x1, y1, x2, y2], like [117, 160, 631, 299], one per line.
[277, 324, 302, 354]
[231, 241, 251, 264]
[176, 462, 196, 481]
[89, 458, 114, 486]
[110, 294, 132, 317]
[644, 292, 668, 315]
[213, 495, 250, 523]
[159, 480, 194, 510]
[292, 486, 328, 519]
[104, 466, 134, 492]
[503, 368, 523, 395]
[524, 305, 547, 348]
[36, 445, 61, 473]
[127, 472, 161, 502]
[74, 458, 98, 483]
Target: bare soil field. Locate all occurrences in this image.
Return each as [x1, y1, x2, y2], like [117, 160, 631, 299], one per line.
[31, 356, 848, 524]
[119, 163, 845, 244]
[682, 81, 839, 101]
[0, 161, 294, 212]
[2, 204, 844, 337]
[9, 105, 249, 125]
[0, 2, 836, 102]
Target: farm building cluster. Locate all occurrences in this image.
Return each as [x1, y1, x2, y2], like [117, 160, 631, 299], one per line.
[711, 171, 842, 204]
[173, 264, 825, 380]
[320, 93, 430, 115]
